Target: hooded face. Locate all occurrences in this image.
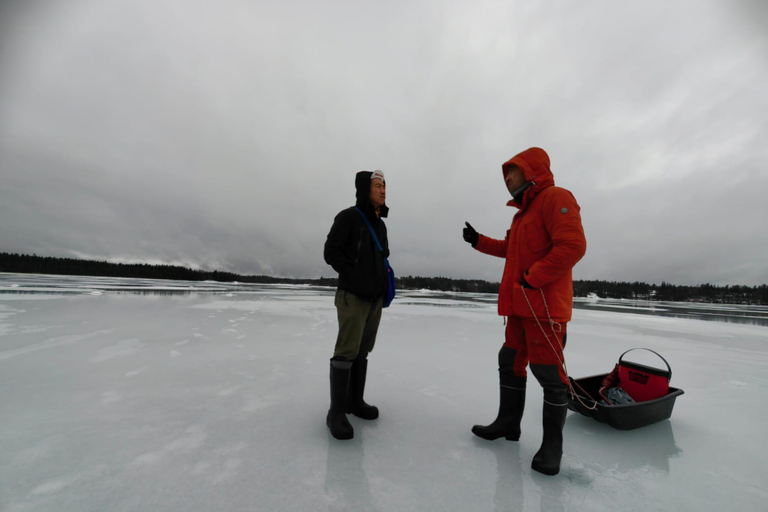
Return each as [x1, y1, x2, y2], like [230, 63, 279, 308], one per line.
[369, 178, 386, 208]
[501, 147, 554, 207]
[504, 165, 527, 197]
[354, 170, 388, 217]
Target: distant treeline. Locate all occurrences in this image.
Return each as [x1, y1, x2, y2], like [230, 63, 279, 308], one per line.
[0, 252, 337, 287]
[399, 276, 768, 304]
[396, 275, 501, 294]
[574, 280, 768, 305]
[1, 252, 766, 304]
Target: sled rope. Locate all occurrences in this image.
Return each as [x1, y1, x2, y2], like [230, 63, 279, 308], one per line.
[522, 287, 597, 411]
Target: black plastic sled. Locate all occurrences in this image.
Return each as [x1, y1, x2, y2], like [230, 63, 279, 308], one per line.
[568, 373, 684, 430]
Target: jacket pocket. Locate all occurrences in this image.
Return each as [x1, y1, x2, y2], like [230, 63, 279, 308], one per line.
[523, 219, 549, 254]
[511, 281, 545, 318]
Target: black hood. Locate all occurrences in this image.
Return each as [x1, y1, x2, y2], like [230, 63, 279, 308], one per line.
[355, 171, 388, 218]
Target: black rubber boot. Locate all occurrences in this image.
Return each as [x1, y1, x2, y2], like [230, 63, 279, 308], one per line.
[531, 400, 567, 475]
[346, 358, 379, 420]
[530, 364, 568, 475]
[327, 360, 354, 440]
[472, 347, 526, 441]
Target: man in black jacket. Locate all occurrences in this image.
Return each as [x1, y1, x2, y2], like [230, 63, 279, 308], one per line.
[323, 170, 389, 440]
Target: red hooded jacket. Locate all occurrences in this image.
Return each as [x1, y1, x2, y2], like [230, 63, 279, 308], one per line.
[475, 148, 586, 322]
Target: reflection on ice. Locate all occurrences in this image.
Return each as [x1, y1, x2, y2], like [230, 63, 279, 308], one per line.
[325, 435, 380, 512]
[567, 415, 682, 474]
[470, 439, 526, 512]
[0, 272, 334, 297]
[574, 296, 768, 326]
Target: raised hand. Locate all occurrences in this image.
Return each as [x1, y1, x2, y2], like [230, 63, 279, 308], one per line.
[463, 222, 479, 247]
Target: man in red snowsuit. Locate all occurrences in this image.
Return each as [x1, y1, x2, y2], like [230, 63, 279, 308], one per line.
[463, 147, 586, 476]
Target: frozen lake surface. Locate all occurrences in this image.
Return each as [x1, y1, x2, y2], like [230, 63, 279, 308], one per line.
[1, 273, 767, 511]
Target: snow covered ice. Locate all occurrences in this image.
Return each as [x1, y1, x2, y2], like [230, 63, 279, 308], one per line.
[1, 273, 767, 512]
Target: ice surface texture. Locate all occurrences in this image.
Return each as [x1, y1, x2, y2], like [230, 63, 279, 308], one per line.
[1, 273, 767, 512]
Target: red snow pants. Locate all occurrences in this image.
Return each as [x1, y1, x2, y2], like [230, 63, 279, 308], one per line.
[503, 316, 568, 385]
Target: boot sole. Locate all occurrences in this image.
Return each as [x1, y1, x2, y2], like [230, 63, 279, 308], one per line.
[326, 414, 354, 440]
[531, 462, 559, 476]
[345, 402, 379, 420]
[471, 426, 520, 441]
[348, 409, 379, 420]
[531, 453, 562, 476]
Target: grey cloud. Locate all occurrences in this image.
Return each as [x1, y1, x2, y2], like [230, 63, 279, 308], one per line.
[1, 0, 766, 285]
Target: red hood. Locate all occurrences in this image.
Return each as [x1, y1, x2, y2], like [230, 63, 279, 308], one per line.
[502, 147, 555, 209]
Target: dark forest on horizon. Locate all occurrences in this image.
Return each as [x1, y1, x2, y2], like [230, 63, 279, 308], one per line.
[1, 252, 767, 305]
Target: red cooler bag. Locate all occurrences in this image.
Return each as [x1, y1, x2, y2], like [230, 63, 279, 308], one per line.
[618, 348, 671, 402]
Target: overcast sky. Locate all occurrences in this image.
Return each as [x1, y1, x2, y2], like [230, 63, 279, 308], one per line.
[1, 0, 767, 286]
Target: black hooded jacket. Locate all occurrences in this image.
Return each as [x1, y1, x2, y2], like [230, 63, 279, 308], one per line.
[324, 171, 390, 300]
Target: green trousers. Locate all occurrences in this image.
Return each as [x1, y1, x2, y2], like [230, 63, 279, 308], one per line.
[333, 290, 383, 360]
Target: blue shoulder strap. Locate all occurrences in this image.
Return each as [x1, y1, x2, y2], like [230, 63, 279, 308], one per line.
[354, 207, 384, 253]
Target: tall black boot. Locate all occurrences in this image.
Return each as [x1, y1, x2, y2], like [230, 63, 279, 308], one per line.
[327, 360, 354, 440]
[346, 358, 379, 420]
[531, 400, 567, 475]
[472, 347, 526, 441]
[530, 364, 569, 475]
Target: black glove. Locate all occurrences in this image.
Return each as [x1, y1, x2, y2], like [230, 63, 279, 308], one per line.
[463, 222, 479, 247]
[521, 271, 534, 289]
